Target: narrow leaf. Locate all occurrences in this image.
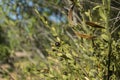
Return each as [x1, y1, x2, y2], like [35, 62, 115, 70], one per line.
[86, 21, 105, 29]
[75, 32, 96, 39]
[68, 5, 74, 25]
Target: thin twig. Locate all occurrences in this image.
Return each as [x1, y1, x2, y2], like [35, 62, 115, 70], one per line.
[111, 25, 120, 34]
[0, 66, 16, 80]
[86, 0, 120, 11]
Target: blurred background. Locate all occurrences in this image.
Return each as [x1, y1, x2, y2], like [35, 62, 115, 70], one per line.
[0, 0, 120, 80]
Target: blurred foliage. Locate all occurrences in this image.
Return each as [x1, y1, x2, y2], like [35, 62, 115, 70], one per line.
[0, 0, 120, 80]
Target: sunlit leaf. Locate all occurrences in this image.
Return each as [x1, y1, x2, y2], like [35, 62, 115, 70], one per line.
[99, 7, 106, 21]
[101, 34, 109, 41]
[93, 5, 101, 10]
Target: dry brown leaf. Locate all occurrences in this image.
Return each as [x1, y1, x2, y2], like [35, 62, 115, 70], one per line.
[75, 32, 96, 39]
[68, 5, 74, 25]
[86, 21, 105, 29]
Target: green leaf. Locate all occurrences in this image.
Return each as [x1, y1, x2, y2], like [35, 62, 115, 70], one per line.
[99, 7, 106, 21]
[101, 34, 109, 41]
[93, 5, 101, 10]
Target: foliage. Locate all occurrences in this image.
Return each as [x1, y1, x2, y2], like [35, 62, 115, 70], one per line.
[0, 0, 120, 80]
